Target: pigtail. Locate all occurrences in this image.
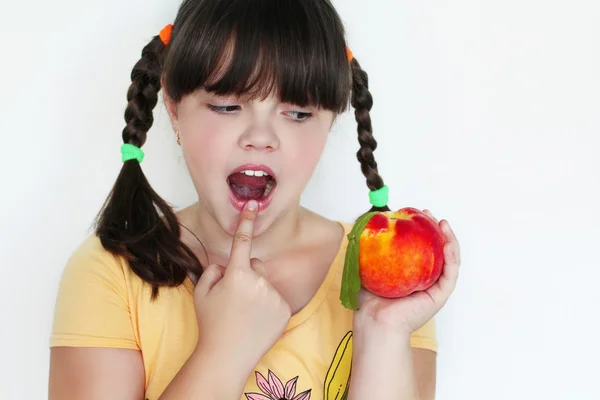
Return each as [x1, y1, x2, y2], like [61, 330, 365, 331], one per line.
[95, 34, 202, 298]
[350, 58, 391, 213]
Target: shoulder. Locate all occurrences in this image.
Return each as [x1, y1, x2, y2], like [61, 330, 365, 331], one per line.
[60, 235, 131, 288]
[298, 207, 353, 244]
[67, 234, 124, 268]
[53, 234, 146, 323]
[297, 208, 354, 271]
[51, 234, 142, 349]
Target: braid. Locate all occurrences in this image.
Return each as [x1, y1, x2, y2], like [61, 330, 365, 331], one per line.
[95, 35, 203, 299]
[122, 38, 164, 147]
[350, 58, 390, 213]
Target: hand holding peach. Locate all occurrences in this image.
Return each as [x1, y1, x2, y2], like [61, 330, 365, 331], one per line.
[341, 208, 460, 334]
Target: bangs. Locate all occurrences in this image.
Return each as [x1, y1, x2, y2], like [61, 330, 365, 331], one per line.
[163, 0, 351, 112]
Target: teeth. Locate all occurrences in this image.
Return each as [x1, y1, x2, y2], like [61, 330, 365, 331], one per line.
[263, 180, 275, 198]
[240, 169, 270, 177]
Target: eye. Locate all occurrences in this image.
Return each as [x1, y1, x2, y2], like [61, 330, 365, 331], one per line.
[284, 111, 313, 123]
[207, 104, 241, 114]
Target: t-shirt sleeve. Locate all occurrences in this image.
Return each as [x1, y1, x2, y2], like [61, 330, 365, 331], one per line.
[409, 318, 438, 352]
[50, 237, 139, 350]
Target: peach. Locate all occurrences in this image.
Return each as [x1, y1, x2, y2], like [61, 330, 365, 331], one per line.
[358, 208, 445, 298]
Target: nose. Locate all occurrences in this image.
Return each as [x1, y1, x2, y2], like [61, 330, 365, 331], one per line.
[238, 123, 280, 152]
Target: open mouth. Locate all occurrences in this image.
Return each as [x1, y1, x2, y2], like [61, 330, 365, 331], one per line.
[227, 165, 277, 210]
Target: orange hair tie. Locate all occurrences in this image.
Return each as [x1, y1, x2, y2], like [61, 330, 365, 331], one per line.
[346, 46, 354, 62]
[160, 24, 173, 46]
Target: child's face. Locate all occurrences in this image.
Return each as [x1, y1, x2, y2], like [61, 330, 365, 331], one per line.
[168, 89, 335, 236]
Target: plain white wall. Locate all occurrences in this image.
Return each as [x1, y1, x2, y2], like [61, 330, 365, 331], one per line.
[1, 0, 598, 398]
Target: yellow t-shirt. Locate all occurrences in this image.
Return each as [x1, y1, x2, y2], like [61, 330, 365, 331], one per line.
[50, 222, 437, 400]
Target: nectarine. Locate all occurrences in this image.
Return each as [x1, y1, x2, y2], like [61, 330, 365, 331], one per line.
[359, 208, 445, 298]
[341, 208, 445, 309]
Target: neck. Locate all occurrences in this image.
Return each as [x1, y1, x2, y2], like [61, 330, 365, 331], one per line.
[187, 201, 303, 267]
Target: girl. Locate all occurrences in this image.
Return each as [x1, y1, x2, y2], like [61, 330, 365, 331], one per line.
[49, 0, 460, 399]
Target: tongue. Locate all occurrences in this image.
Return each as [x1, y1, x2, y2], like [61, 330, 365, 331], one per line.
[228, 173, 271, 200]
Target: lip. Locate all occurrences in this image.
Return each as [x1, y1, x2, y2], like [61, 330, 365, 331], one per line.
[227, 163, 277, 212]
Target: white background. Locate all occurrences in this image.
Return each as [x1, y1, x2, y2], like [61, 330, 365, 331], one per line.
[1, 0, 599, 398]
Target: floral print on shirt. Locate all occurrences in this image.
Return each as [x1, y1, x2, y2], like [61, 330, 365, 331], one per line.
[245, 370, 311, 400]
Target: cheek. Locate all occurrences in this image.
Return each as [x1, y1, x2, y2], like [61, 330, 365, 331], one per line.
[285, 131, 328, 177]
[180, 118, 232, 183]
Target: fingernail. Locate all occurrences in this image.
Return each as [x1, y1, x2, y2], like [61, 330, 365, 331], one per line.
[247, 200, 258, 211]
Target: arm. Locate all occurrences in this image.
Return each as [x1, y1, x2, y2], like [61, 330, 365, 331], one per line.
[413, 348, 437, 399]
[347, 211, 459, 400]
[49, 347, 145, 400]
[49, 239, 148, 400]
[347, 328, 436, 400]
[48, 345, 252, 400]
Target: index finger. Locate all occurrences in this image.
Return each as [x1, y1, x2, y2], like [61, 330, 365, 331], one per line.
[228, 200, 258, 268]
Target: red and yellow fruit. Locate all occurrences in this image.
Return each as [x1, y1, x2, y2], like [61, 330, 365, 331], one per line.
[359, 207, 445, 298]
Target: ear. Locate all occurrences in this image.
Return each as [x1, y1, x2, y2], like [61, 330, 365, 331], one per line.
[161, 78, 179, 134]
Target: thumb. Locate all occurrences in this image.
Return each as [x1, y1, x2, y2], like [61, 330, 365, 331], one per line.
[195, 264, 225, 296]
[250, 258, 268, 280]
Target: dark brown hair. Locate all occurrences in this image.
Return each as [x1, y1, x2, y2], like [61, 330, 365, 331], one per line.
[95, 0, 389, 297]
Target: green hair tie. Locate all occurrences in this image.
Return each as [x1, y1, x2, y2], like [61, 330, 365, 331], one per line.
[121, 143, 145, 163]
[369, 185, 389, 207]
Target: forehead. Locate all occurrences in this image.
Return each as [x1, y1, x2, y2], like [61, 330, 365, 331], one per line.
[163, 1, 352, 112]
